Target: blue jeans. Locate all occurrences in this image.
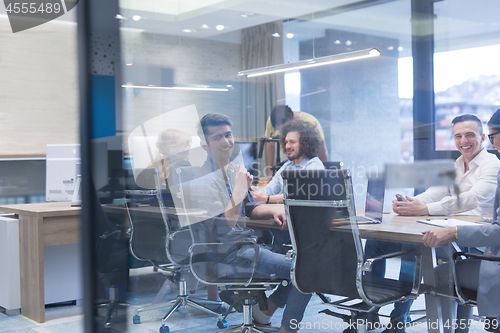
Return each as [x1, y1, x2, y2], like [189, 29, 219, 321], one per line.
[236, 245, 312, 332]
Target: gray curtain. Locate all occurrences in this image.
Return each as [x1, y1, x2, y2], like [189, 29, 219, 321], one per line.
[241, 21, 285, 143]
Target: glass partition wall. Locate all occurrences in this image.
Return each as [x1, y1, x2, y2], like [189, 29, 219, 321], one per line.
[78, 0, 500, 332]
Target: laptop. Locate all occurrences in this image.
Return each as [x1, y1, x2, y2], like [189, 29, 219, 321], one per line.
[354, 177, 385, 224]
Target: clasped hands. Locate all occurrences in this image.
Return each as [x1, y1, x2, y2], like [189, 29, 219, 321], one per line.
[392, 195, 429, 216]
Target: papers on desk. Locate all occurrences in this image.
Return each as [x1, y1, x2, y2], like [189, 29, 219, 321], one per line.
[417, 218, 479, 228]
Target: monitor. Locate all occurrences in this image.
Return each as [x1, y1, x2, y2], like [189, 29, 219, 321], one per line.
[233, 142, 258, 175]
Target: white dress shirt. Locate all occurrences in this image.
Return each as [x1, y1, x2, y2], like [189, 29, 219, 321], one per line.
[416, 149, 500, 216]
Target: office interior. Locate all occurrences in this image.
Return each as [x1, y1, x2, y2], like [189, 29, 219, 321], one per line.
[1, 0, 500, 332]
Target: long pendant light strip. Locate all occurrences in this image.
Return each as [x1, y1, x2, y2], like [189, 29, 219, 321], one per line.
[122, 84, 231, 92]
[238, 48, 380, 78]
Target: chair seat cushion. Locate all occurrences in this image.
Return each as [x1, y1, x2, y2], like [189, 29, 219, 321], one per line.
[362, 275, 414, 305]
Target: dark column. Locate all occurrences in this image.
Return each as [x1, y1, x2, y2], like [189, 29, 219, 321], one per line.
[412, 0, 436, 160]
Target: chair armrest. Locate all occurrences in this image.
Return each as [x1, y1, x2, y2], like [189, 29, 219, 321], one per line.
[453, 251, 500, 262]
[362, 249, 421, 272]
[99, 229, 121, 239]
[189, 239, 260, 287]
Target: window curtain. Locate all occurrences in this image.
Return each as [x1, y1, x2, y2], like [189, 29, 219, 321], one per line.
[241, 21, 285, 143]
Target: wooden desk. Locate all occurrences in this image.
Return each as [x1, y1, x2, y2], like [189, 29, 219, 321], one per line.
[257, 204, 483, 333]
[0, 202, 80, 323]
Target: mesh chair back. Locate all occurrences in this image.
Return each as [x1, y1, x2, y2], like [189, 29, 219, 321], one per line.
[282, 168, 359, 298]
[128, 168, 192, 266]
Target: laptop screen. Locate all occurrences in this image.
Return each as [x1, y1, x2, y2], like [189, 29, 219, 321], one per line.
[364, 177, 385, 220]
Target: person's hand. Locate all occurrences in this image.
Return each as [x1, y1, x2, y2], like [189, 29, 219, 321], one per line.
[250, 189, 268, 203]
[393, 196, 429, 215]
[234, 166, 252, 192]
[273, 212, 287, 230]
[422, 227, 457, 247]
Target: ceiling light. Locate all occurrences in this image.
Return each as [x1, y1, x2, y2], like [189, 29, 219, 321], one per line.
[182, 28, 196, 33]
[201, 24, 209, 29]
[398, 46, 404, 52]
[272, 33, 280, 38]
[238, 48, 380, 78]
[132, 15, 141, 21]
[387, 46, 394, 50]
[122, 84, 232, 92]
[345, 40, 352, 46]
[240, 12, 255, 17]
[115, 14, 126, 20]
[286, 33, 294, 39]
[215, 25, 225, 31]
[334, 40, 341, 44]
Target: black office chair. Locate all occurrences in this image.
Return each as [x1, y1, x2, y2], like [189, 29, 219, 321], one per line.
[322, 161, 344, 170]
[126, 168, 225, 333]
[93, 176, 131, 329]
[432, 251, 500, 328]
[282, 169, 424, 333]
[171, 166, 285, 333]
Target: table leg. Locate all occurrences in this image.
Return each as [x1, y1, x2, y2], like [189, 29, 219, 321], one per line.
[421, 245, 442, 333]
[19, 215, 45, 323]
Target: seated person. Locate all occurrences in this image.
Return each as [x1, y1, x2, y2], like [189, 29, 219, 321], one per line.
[252, 119, 324, 253]
[252, 119, 324, 205]
[422, 221, 500, 333]
[134, 128, 192, 204]
[421, 109, 500, 333]
[365, 114, 500, 332]
[264, 105, 328, 178]
[187, 113, 311, 333]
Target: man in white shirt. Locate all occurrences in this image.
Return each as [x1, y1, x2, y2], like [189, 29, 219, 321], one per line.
[393, 114, 500, 216]
[366, 114, 500, 333]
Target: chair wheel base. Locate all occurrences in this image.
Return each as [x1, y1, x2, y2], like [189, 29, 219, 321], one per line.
[159, 325, 170, 333]
[217, 320, 228, 329]
[133, 315, 141, 324]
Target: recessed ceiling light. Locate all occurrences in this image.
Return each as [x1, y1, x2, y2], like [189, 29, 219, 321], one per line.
[272, 33, 280, 38]
[345, 40, 352, 46]
[398, 46, 404, 52]
[334, 40, 341, 44]
[387, 46, 394, 50]
[183, 29, 196, 33]
[240, 12, 255, 17]
[201, 24, 209, 29]
[286, 33, 294, 39]
[115, 14, 126, 20]
[132, 15, 141, 21]
[216, 25, 225, 31]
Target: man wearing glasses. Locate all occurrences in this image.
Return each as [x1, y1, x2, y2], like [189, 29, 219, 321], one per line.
[365, 114, 500, 333]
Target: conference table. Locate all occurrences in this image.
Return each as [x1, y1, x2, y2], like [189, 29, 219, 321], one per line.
[251, 204, 483, 333]
[0, 200, 484, 331]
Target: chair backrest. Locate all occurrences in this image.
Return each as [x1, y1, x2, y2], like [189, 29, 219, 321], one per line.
[282, 168, 359, 298]
[322, 161, 343, 170]
[92, 174, 129, 282]
[127, 167, 191, 266]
